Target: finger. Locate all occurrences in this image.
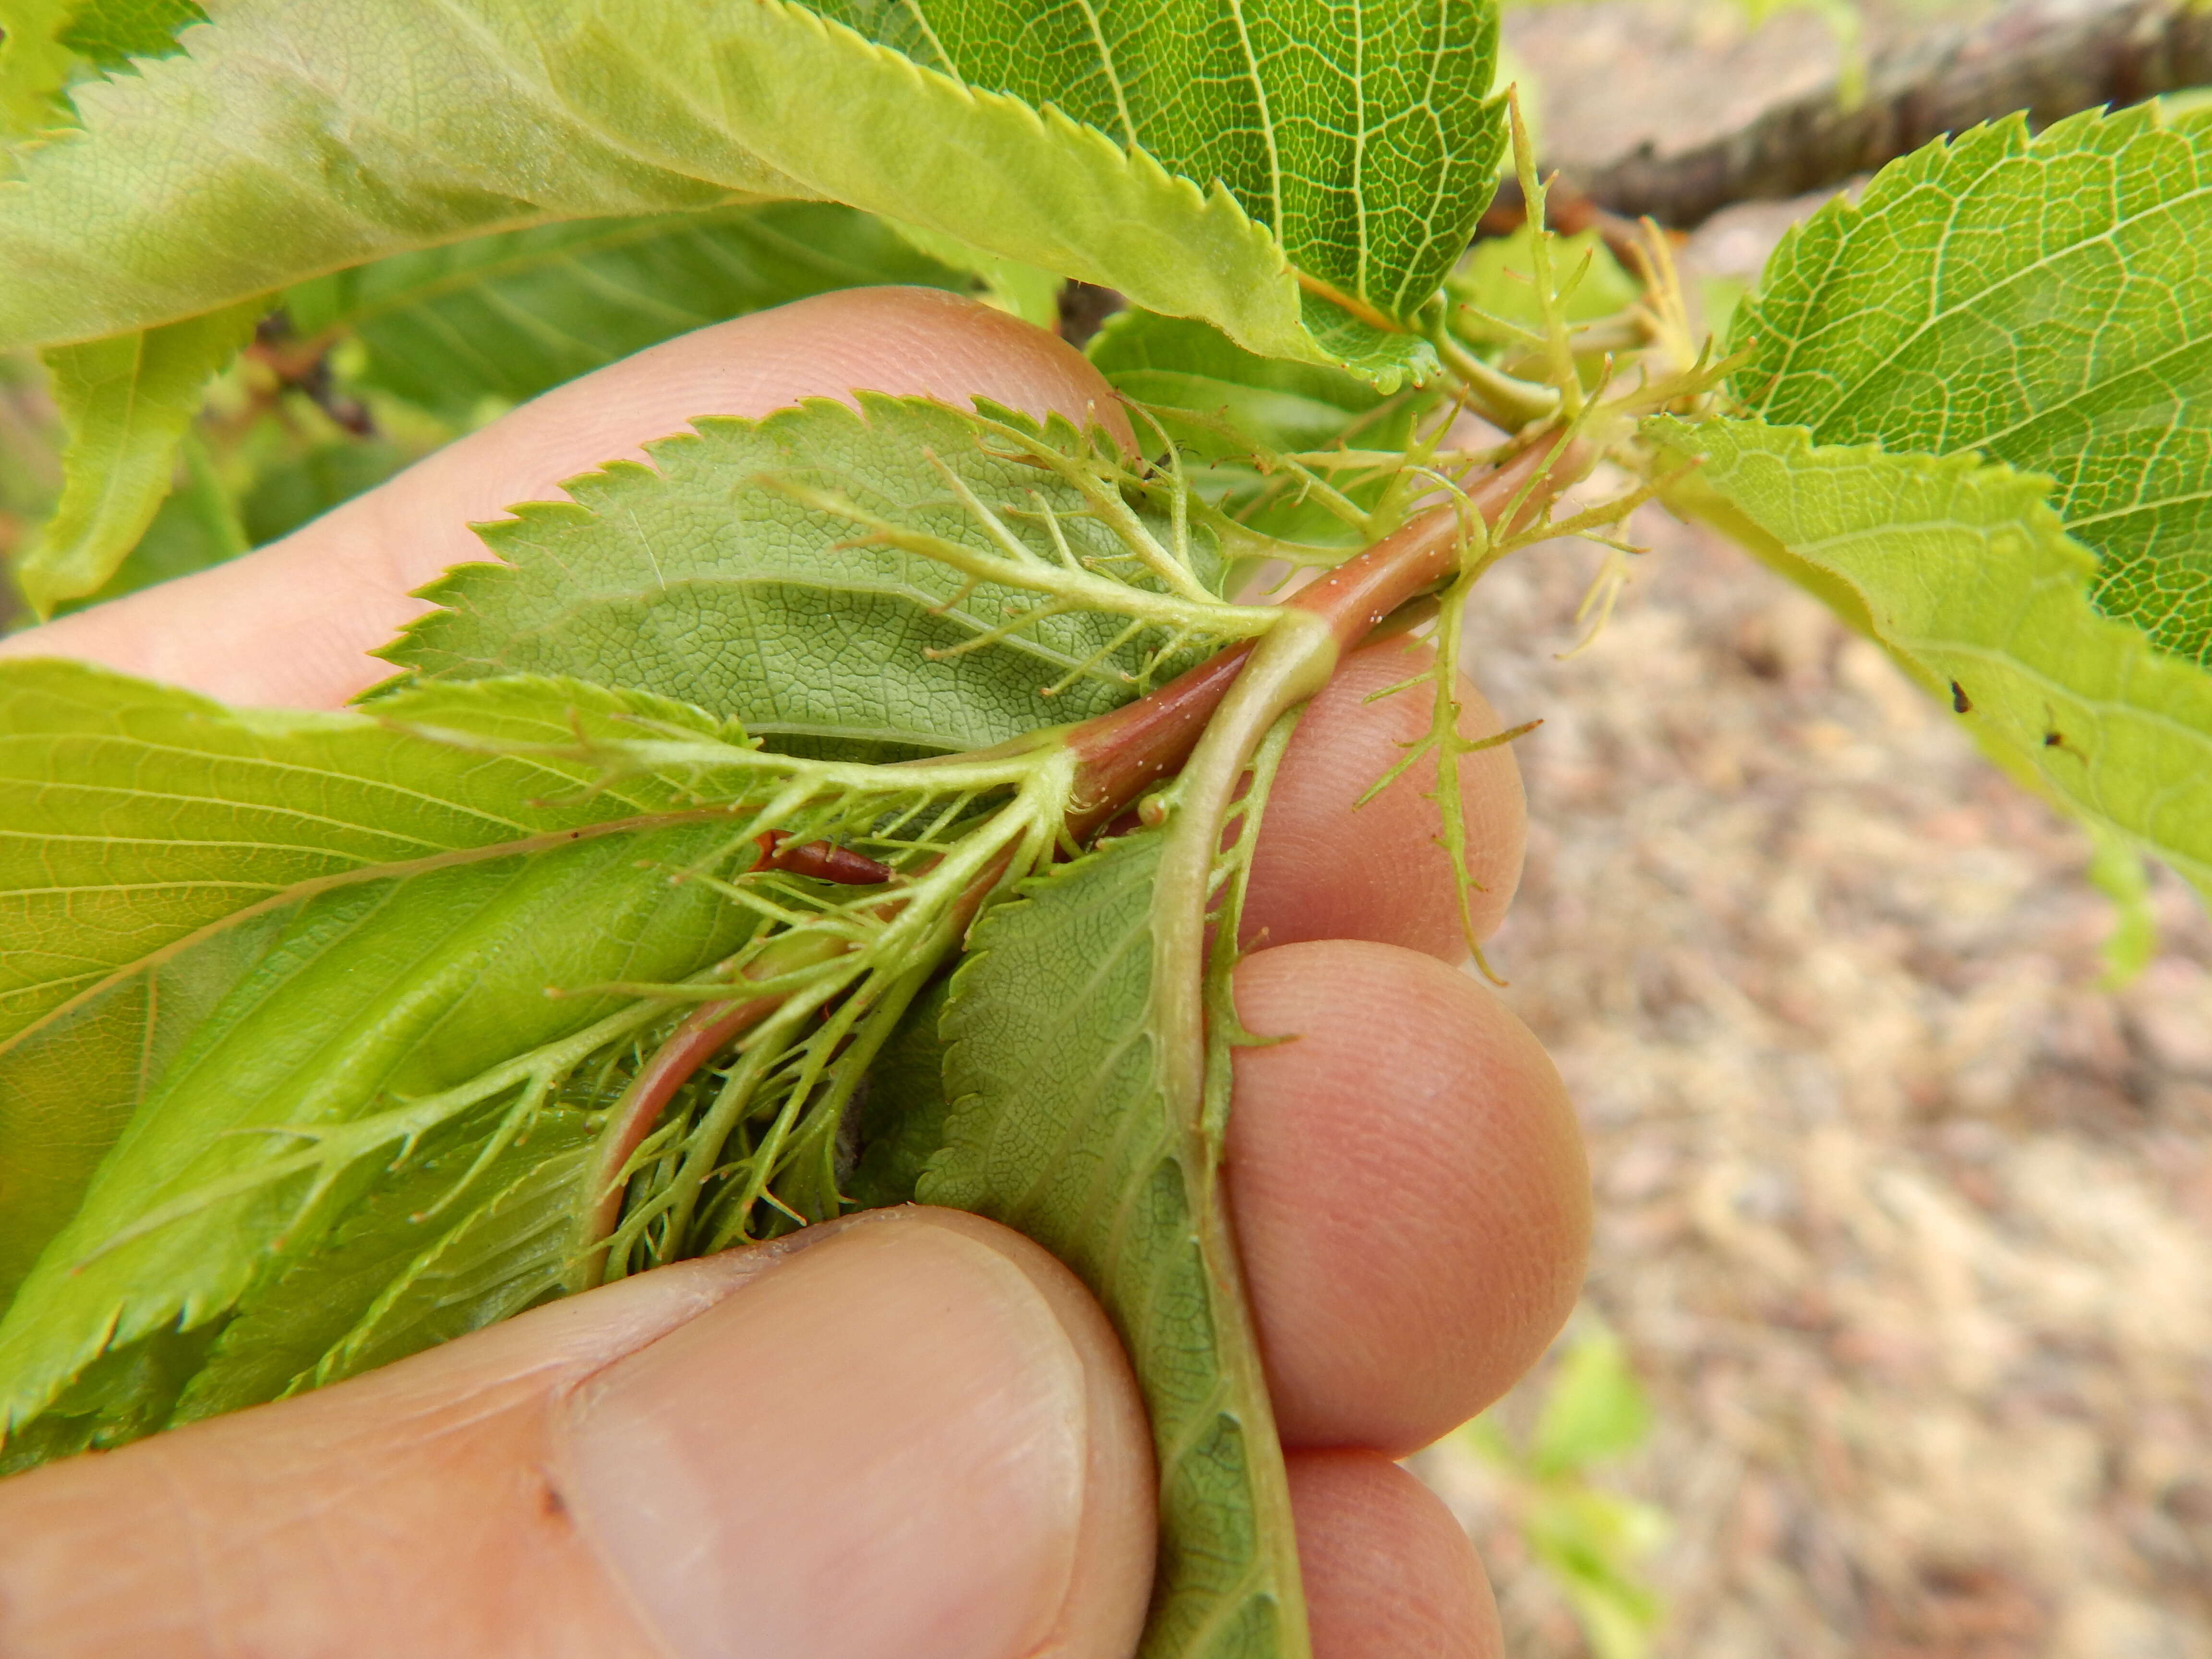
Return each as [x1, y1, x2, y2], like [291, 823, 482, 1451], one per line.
[0, 1209, 1154, 1659]
[1228, 939, 1590, 1453]
[0, 287, 1133, 709]
[1288, 1450, 1503, 1659]
[1243, 636, 1528, 965]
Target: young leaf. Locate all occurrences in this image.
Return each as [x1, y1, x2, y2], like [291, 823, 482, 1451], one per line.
[0, 665, 759, 1388]
[284, 204, 974, 419]
[818, 0, 1508, 380]
[176, 1108, 596, 1419]
[925, 829, 1307, 1659]
[0, 0, 1501, 385]
[17, 295, 260, 615]
[1656, 418, 2212, 901]
[1732, 104, 2212, 663]
[383, 395, 1234, 760]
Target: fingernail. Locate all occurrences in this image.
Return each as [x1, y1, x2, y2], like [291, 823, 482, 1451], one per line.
[561, 1216, 1090, 1659]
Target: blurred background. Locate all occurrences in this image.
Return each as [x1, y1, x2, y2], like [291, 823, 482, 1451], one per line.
[4, 0, 2209, 1650]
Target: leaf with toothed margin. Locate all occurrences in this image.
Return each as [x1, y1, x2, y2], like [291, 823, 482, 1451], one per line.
[0, 0, 1501, 385]
[1732, 106, 2212, 667]
[174, 1109, 598, 1420]
[377, 395, 1225, 763]
[1657, 417, 2212, 905]
[0, 664, 765, 1452]
[924, 828, 1306, 1659]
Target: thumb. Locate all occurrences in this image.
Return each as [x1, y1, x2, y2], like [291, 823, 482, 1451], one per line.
[0, 1208, 1155, 1659]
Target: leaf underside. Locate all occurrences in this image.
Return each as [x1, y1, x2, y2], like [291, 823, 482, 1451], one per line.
[0, 0, 1502, 383]
[282, 202, 975, 418]
[0, 666, 760, 1430]
[1734, 105, 2212, 665]
[1663, 418, 2212, 902]
[926, 829, 1302, 1659]
[20, 296, 261, 613]
[383, 394, 1221, 760]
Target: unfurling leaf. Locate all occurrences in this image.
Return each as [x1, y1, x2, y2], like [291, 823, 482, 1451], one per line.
[0, 666, 762, 1431]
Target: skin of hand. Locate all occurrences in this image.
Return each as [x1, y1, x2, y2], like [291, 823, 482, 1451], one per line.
[0, 288, 1592, 1659]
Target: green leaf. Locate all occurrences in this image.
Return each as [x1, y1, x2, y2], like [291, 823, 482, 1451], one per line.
[48, 431, 250, 613]
[1523, 1487, 1666, 1659]
[1450, 222, 1639, 360]
[1658, 418, 2212, 902]
[284, 203, 974, 419]
[177, 1108, 595, 1419]
[0, 664, 765, 1428]
[0, 0, 78, 135]
[16, 295, 259, 616]
[1530, 1324, 1651, 1479]
[924, 829, 1305, 1659]
[56, 0, 204, 69]
[383, 395, 1224, 761]
[235, 437, 412, 547]
[1733, 105, 2212, 664]
[1088, 308, 1394, 459]
[882, 216, 1061, 330]
[843, 977, 955, 1209]
[820, 0, 1507, 364]
[0, 0, 1500, 384]
[1087, 307, 1438, 550]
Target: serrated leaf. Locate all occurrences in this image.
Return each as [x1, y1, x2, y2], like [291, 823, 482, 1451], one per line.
[177, 1109, 594, 1419]
[882, 216, 1061, 330]
[0, 664, 766, 1433]
[819, 0, 1507, 369]
[284, 203, 973, 419]
[1658, 418, 2212, 902]
[1733, 105, 2212, 664]
[924, 829, 1305, 1659]
[56, 0, 204, 68]
[0, 0, 1500, 384]
[383, 395, 1223, 760]
[16, 295, 259, 615]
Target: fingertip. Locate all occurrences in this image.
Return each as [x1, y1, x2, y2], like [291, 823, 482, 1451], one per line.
[1229, 940, 1590, 1452]
[1289, 1450, 1503, 1659]
[1241, 638, 1528, 964]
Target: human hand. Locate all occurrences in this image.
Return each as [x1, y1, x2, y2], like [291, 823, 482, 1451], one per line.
[0, 288, 1590, 1659]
